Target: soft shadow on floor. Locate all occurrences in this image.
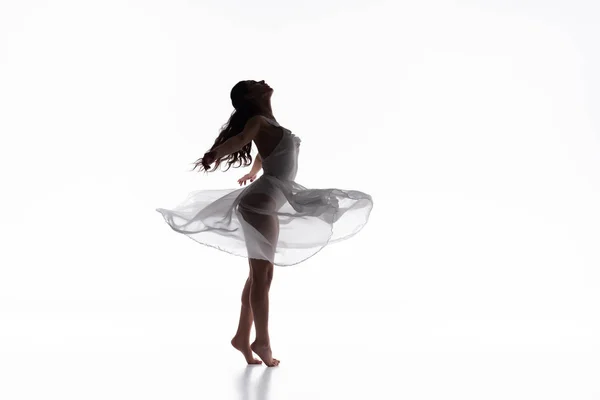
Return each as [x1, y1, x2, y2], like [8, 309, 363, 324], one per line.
[234, 364, 275, 400]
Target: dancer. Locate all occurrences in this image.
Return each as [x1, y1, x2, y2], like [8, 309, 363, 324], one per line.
[157, 80, 373, 366]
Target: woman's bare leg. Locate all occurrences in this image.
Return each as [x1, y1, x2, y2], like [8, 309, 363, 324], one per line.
[231, 260, 262, 364]
[236, 192, 281, 367]
[249, 257, 279, 367]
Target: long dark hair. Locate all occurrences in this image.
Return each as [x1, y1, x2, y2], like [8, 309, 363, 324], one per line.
[192, 80, 260, 173]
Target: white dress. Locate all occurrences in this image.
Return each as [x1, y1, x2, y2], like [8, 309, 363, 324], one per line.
[156, 117, 373, 266]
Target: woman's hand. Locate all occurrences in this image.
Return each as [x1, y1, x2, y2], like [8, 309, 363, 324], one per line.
[193, 150, 217, 172]
[237, 172, 257, 186]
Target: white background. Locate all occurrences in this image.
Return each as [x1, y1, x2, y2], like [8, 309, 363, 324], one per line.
[1, 0, 599, 399]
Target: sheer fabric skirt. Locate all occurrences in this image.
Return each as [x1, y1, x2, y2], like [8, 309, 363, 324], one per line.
[156, 174, 373, 266]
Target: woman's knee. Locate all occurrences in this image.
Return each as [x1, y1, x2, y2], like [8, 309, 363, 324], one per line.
[250, 259, 273, 285]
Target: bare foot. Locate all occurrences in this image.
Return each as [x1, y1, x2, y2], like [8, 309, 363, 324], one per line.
[231, 336, 262, 365]
[250, 340, 280, 367]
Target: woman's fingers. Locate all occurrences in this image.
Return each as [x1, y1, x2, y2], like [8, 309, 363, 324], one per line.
[237, 174, 257, 186]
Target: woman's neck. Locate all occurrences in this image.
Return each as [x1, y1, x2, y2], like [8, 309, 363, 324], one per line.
[259, 112, 275, 120]
[256, 103, 274, 120]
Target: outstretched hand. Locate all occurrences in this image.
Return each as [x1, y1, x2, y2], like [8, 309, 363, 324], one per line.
[193, 150, 217, 172]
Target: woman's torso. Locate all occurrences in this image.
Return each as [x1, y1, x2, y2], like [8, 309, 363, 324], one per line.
[252, 116, 300, 180]
[253, 116, 285, 160]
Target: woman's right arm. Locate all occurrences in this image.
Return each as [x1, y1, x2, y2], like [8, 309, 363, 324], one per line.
[238, 153, 262, 186]
[249, 153, 262, 175]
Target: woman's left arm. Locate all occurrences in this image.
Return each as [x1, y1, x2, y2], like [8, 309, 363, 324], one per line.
[213, 115, 262, 159]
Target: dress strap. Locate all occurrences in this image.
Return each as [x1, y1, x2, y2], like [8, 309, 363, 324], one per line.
[261, 116, 280, 127]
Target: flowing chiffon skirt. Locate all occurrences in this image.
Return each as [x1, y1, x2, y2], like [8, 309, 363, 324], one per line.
[156, 176, 373, 266]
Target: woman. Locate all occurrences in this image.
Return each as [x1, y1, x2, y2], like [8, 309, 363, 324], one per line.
[156, 80, 373, 367]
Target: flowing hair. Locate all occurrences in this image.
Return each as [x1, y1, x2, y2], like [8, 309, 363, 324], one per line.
[191, 81, 261, 173]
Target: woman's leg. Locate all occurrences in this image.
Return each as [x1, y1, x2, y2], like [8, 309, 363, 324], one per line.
[249, 258, 279, 367]
[237, 192, 281, 367]
[231, 259, 262, 364]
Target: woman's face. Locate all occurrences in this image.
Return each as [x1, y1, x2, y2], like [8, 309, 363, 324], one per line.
[245, 80, 273, 102]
